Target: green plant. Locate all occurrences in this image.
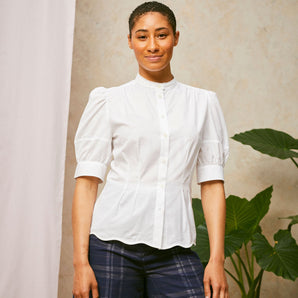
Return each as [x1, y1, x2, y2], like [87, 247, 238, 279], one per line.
[192, 128, 298, 297]
[192, 188, 298, 297]
[231, 128, 298, 168]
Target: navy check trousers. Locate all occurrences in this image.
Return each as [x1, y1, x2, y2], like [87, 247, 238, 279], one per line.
[88, 234, 205, 298]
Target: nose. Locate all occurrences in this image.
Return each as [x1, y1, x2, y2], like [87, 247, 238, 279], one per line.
[147, 37, 159, 53]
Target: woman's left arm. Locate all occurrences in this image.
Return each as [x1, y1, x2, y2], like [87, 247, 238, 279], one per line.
[201, 180, 229, 298]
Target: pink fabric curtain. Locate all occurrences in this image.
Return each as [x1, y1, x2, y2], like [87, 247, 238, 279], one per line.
[0, 1, 75, 297]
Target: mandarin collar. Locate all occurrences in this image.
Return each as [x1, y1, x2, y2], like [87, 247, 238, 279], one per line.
[135, 73, 177, 90]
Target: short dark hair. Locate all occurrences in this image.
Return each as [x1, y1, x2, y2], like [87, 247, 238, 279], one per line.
[128, 1, 176, 37]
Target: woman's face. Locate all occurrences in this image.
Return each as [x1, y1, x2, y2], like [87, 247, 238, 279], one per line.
[128, 12, 179, 80]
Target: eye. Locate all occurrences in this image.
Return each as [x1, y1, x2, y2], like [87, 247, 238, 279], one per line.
[157, 33, 168, 39]
[137, 35, 147, 40]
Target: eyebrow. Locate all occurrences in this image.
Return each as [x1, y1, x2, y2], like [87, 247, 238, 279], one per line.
[135, 27, 169, 33]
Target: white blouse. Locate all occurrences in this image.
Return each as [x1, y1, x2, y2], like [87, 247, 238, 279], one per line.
[74, 73, 229, 249]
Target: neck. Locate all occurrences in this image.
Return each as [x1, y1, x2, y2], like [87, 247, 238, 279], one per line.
[139, 66, 174, 83]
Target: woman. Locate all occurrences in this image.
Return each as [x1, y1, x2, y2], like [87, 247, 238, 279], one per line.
[72, 2, 229, 298]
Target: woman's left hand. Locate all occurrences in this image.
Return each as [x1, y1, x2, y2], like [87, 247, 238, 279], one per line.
[203, 259, 229, 298]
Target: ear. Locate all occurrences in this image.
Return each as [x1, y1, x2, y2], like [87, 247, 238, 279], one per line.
[127, 34, 133, 49]
[174, 31, 180, 47]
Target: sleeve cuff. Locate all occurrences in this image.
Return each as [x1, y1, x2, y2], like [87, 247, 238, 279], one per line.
[197, 164, 224, 184]
[74, 161, 107, 181]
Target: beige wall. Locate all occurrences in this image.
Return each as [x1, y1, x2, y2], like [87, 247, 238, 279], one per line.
[58, 0, 298, 297]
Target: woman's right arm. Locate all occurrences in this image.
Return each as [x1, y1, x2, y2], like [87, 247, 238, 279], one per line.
[72, 176, 100, 298]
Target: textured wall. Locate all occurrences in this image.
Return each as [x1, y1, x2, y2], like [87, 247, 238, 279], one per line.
[59, 0, 298, 297]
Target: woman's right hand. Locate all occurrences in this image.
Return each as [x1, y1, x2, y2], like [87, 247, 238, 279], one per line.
[73, 263, 99, 298]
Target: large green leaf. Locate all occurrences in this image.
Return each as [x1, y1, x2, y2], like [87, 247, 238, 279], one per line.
[249, 186, 273, 233]
[192, 198, 205, 226]
[231, 128, 298, 160]
[224, 230, 249, 257]
[195, 225, 210, 262]
[225, 195, 255, 234]
[252, 230, 298, 281]
[225, 187, 272, 237]
[194, 224, 248, 261]
[193, 197, 249, 260]
[192, 188, 272, 260]
[192, 199, 209, 262]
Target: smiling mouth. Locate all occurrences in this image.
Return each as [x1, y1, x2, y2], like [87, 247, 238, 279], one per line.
[145, 55, 163, 62]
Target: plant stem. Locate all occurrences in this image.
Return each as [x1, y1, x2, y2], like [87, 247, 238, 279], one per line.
[247, 269, 263, 298]
[225, 269, 246, 297]
[255, 270, 264, 298]
[290, 157, 298, 168]
[235, 251, 252, 285]
[245, 243, 250, 270]
[244, 244, 253, 280]
[230, 255, 241, 278]
[237, 251, 244, 290]
[229, 255, 247, 297]
[251, 252, 254, 282]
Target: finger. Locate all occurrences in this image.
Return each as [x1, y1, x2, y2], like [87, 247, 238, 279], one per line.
[92, 284, 99, 298]
[203, 279, 211, 298]
[91, 292, 99, 298]
[83, 290, 90, 298]
[212, 285, 219, 298]
[220, 286, 225, 298]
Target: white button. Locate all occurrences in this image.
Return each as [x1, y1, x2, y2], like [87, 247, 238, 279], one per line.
[163, 133, 168, 137]
[161, 114, 165, 119]
[158, 94, 163, 99]
[161, 158, 166, 163]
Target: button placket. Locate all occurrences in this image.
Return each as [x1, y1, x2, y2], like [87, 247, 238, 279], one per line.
[153, 87, 169, 248]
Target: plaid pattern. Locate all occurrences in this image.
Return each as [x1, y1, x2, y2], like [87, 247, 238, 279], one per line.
[88, 234, 205, 298]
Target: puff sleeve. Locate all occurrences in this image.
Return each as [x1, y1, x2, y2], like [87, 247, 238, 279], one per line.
[74, 87, 112, 182]
[196, 91, 229, 184]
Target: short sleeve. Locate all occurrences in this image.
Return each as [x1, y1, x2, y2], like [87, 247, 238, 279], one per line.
[196, 91, 229, 184]
[74, 87, 112, 182]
